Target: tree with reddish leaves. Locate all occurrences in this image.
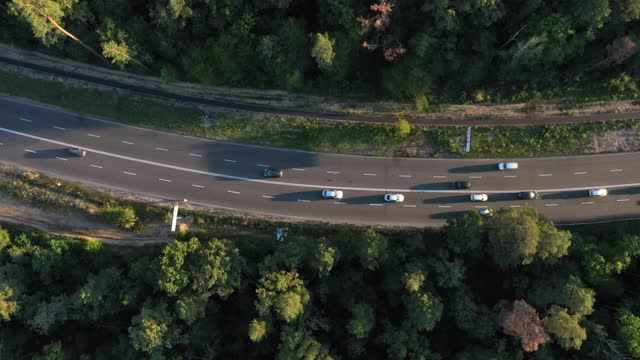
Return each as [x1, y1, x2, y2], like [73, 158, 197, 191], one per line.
[357, 0, 405, 62]
[497, 299, 550, 352]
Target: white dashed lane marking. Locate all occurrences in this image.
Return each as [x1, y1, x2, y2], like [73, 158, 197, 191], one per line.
[292, 168, 305, 171]
[610, 169, 623, 172]
[24, 149, 36, 153]
[122, 141, 134, 145]
[403, 205, 417, 208]
[539, 174, 553, 177]
[19, 117, 32, 122]
[53, 126, 66, 130]
[510, 205, 521, 208]
[581, 201, 595, 205]
[333, 201, 346, 205]
[123, 171, 136, 176]
[363, 173, 377, 176]
[55, 157, 67, 161]
[399, 175, 412, 178]
[261, 195, 274, 199]
[474, 206, 488, 208]
[469, 176, 482, 179]
[87, 133, 101, 138]
[574, 172, 587, 175]
[89, 164, 103, 169]
[297, 199, 310, 202]
[192, 184, 205, 188]
[257, 164, 270, 167]
[545, 203, 559, 207]
[437, 205, 452, 208]
[158, 178, 172, 183]
[224, 159, 237, 163]
[504, 175, 517, 178]
[227, 190, 240, 194]
[155, 147, 169, 151]
[327, 171, 341, 174]
[617, 199, 631, 202]
[433, 175, 446, 179]
[369, 203, 383, 206]
[189, 153, 202, 157]
[0, 143, 3, 145]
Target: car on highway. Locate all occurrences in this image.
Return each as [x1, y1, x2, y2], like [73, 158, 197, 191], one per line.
[470, 193, 488, 202]
[498, 162, 518, 170]
[263, 168, 283, 178]
[322, 189, 343, 199]
[518, 191, 538, 200]
[450, 181, 471, 189]
[478, 208, 493, 216]
[384, 194, 405, 203]
[589, 188, 608, 197]
[68, 148, 87, 157]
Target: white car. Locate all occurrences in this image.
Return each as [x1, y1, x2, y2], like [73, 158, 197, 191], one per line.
[322, 189, 343, 199]
[589, 188, 608, 197]
[470, 193, 488, 202]
[384, 194, 405, 203]
[498, 162, 519, 170]
[68, 148, 87, 157]
[478, 208, 494, 216]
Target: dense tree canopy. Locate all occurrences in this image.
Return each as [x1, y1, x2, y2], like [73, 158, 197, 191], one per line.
[3, 0, 640, 101]
[0, 206, 638, 358]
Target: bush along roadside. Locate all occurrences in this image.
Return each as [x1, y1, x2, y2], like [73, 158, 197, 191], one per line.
[2, 68, 640, 158]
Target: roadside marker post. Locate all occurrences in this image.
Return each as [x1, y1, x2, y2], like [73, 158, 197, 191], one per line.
[171, 205, 179, 232]
[466, 127, 472, 153]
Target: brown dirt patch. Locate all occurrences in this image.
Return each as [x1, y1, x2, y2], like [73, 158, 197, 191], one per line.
[585, 129, 640, 153]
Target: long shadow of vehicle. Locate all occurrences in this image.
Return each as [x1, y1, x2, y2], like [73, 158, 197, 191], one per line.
[411, 182, 452, 191]
[448, 164, 497, 174]
[270, 190, 324, 202]
[342, 194, 385, 205]
[24, 149, 69, 159]
[430, 210, 471, 219]
[542, 190, 587, 200]
[423, 194, 470, 204]
[609, 187, 640, 196]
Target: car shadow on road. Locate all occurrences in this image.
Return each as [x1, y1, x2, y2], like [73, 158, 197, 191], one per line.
[411, 182, 451, 190]
[429, 210, 470, 219]
[610, 187, 640, 196]
[423, 194, 469, 204]
[24, 149, 68, 159]
[342, 194, 385, 205]
[542, 191, 587, 200]
[448, 164, 497, 174]
[270, 190, 324, 202]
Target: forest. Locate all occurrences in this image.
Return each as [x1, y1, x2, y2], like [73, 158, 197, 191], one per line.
[2, 0, 640, 102]
[1, 207, 640, 359]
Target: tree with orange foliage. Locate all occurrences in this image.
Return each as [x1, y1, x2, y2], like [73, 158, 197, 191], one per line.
[497, 299, 550, 352]
[357, 0, 405, 61]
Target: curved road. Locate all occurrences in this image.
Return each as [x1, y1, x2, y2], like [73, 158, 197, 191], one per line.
[2, 56, 640, 126]
[1, 95, 639, 226]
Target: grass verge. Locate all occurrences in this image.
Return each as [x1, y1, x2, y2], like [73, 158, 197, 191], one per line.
[1, 68, 640, 158]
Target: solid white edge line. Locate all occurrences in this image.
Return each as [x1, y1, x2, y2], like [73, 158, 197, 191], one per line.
[5, 127, 640, 194]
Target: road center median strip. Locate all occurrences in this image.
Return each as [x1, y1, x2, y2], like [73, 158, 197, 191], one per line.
[3, 127, 640, 194]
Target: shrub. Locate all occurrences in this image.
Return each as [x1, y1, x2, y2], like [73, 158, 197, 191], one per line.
[394, 119, 412, 138]
[102, 204, 138, 229]
[472, 89, 489, 102]
[414, 94, 429, 112]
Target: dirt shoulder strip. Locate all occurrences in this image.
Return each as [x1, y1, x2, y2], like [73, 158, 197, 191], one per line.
[2, 55, 640, 127]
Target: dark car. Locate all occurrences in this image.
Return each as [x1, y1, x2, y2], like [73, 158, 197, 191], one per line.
[263, 168, 284, 178]
[518, 191, 538, 200]
[450, 181, 472, 189]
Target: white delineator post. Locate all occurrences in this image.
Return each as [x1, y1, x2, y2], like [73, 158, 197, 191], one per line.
[171, 205, 179, 232]
[466, 127, 472, 153]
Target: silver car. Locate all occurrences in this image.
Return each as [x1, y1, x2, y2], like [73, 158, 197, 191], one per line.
[470, 194, 488, 202]
[68, 148, 87, 157]
[384, 194, 405, 203]
[322, 189, 343, 199]
[498, 162, 518, 170]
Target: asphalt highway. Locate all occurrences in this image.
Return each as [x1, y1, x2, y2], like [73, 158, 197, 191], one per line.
[1, 95, 640, 226]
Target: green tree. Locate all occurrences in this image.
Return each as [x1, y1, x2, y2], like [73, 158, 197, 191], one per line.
[102, 204, 138, 229]
[574, 0, 611, 28]
[451, 287, 496, 340]
[28, 295, 74, 335]
[311, 238, 339, 277]
[255, 271, 310, 323]
[618, 0, 640, 21]
[276, 324, 335, 360]
[128, 302, 185, 355]
[356, 228, 388, 270]
[443, 212, 484, 254]
[33, 341, 64, 360]
[311, 32, 335, 70]
[402, 271, 425, 293]
[175, 294, 208, 325]
[406, 291, 444, 332]
[0, 281, 20, 322]
[618, 309, 640, 358]
[348, 302, 375, 339]
[249, 318, 268, 342]
[0, 227, 10, 251]
[543, 306, 587, 350]
[75, 267, 126, 320]
[157, 239, 194, 295]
